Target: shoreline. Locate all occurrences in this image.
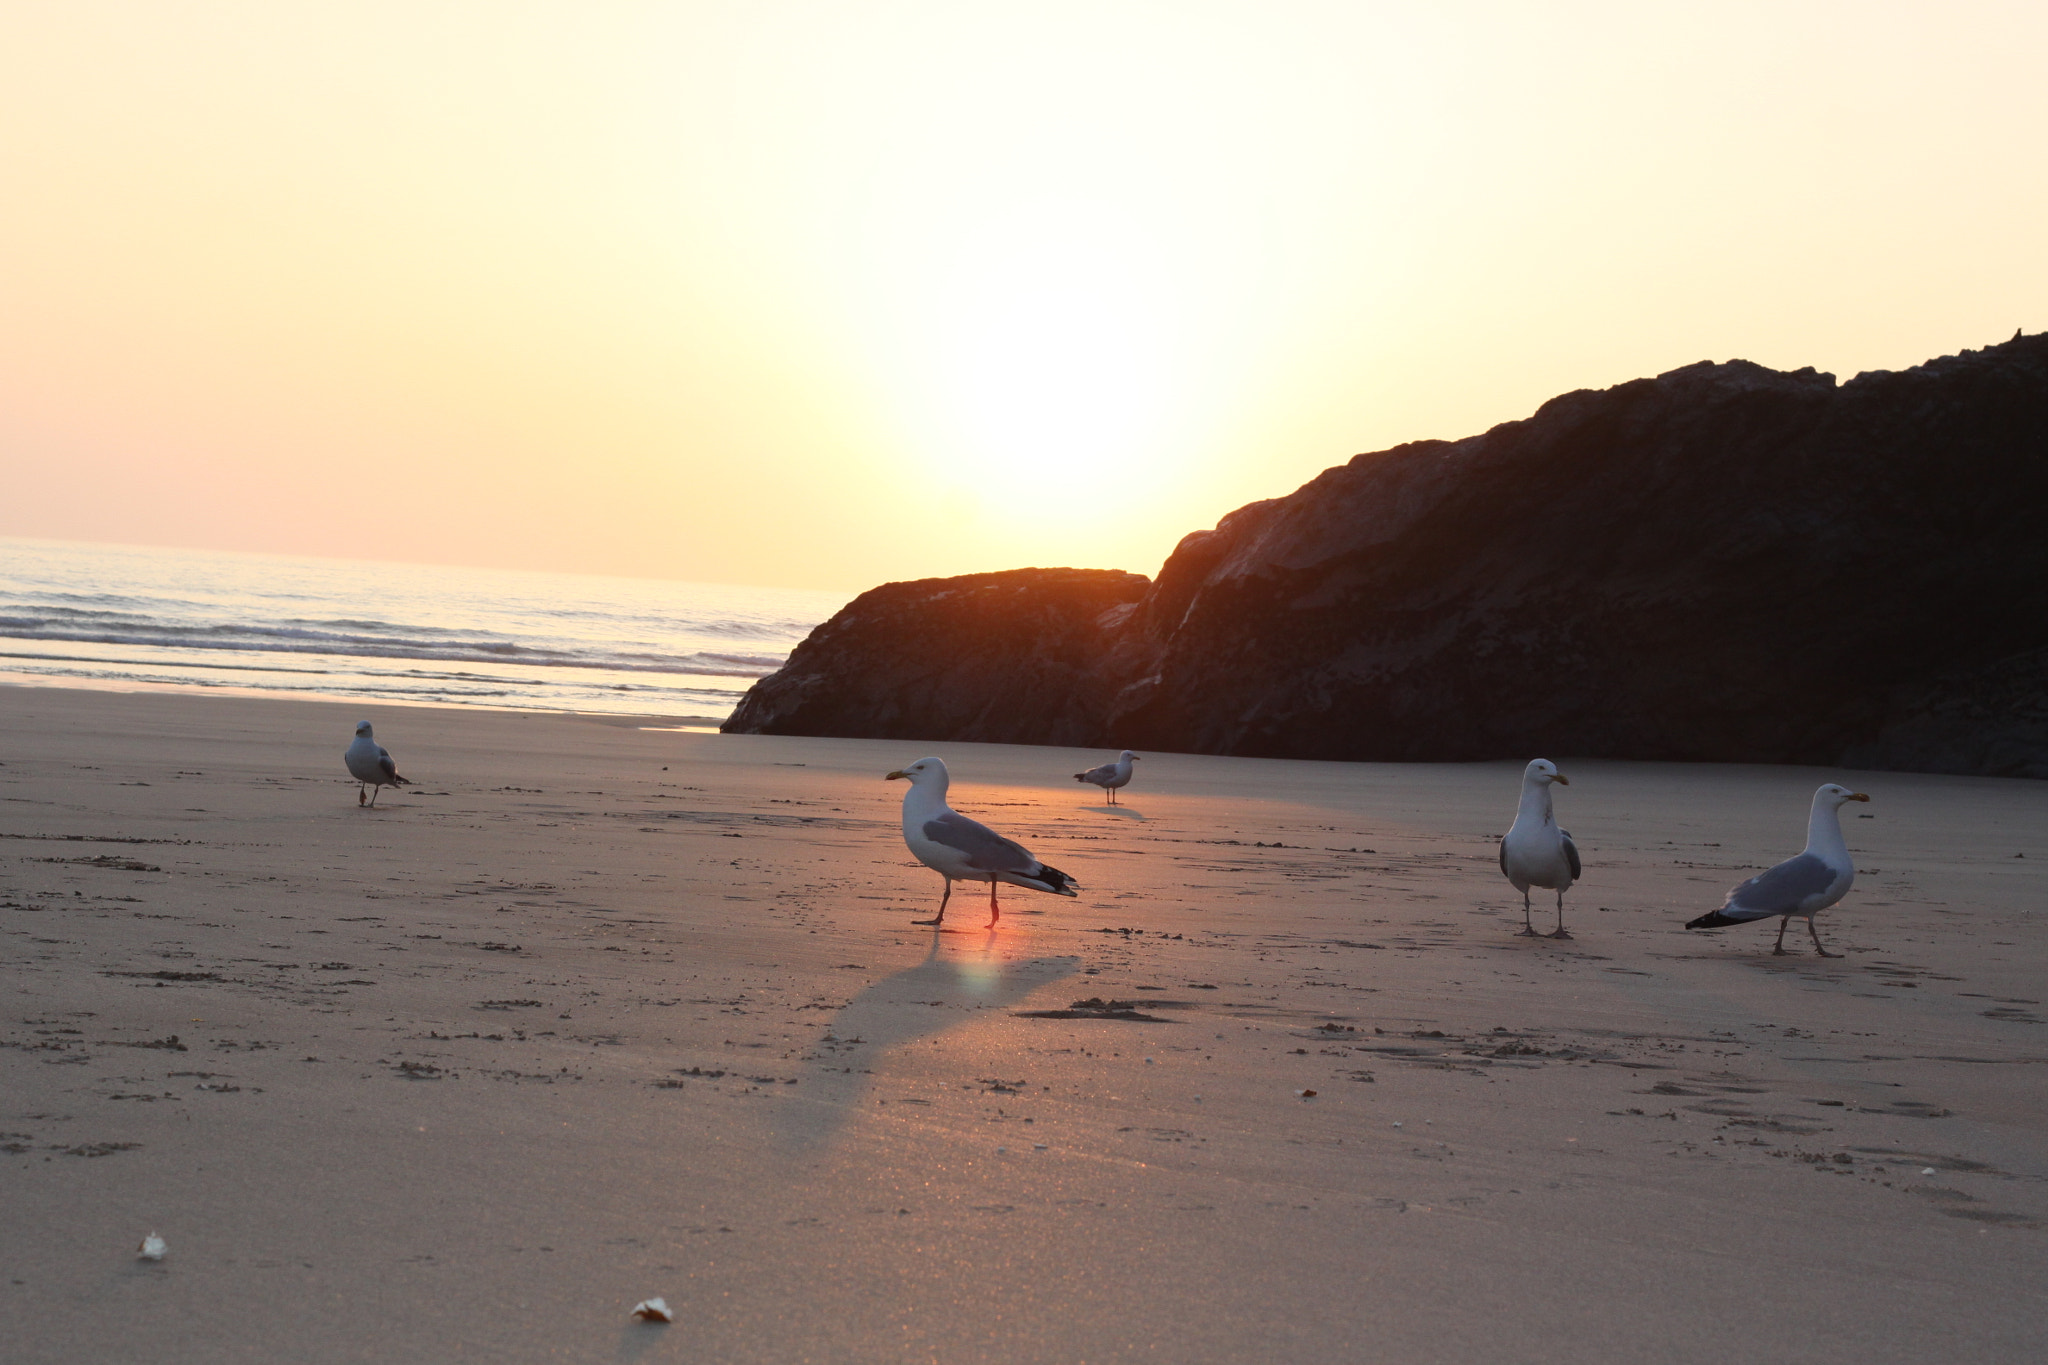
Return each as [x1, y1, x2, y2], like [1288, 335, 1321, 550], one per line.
[0, 672, 730, 730]
[4, 685, 2044, 1363]
[0, 536, 840, 728]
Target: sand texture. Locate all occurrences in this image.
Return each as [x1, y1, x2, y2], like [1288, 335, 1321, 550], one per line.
[3, 687, 2045, 1363]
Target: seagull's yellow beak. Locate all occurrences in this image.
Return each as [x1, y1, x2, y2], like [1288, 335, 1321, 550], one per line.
[1553, 774, 1569, 786]
[885, 770, 907, 781]
[1848, 792, 1870, 801]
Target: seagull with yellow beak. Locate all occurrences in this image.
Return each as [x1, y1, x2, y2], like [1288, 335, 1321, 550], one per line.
[1499, 758, 1581, 938]
[1687, 783, 1869, 956]
[886, 757, 1078, 927]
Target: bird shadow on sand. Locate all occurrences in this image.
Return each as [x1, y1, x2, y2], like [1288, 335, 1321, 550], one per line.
[770, 928, 1079, 1154]
[1082, 805, 1146, 820]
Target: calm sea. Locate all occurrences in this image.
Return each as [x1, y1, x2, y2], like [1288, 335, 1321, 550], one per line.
[0, 537, 846, 725]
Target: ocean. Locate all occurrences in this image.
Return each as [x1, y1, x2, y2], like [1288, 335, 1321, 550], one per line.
[0, 537, 847, 725]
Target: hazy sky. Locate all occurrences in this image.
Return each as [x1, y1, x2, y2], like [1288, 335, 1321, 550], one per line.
[3, 2, 2044, 591]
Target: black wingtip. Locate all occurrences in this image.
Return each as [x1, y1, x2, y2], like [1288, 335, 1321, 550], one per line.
[1685, 911, 1738, 930]
[1035, 862, 1079, 895]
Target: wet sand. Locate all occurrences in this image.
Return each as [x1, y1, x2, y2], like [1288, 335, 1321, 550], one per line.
[4, 685, 2045, 1363]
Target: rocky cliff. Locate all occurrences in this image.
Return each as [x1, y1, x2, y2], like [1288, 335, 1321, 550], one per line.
[723, 568, 1149, 745]
[726, 332, 2048, 777]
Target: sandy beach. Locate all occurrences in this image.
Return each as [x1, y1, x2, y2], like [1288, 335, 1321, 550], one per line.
[3, 684, 2045, 1363]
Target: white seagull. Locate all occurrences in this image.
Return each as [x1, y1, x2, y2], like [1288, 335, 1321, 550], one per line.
[1074, 750, 1140, 804]
[1687, 783, 1868, 956]
[886, 757, 1078, 927]
[1499, 758, 1581, 938]
[344, 720, 410, 807]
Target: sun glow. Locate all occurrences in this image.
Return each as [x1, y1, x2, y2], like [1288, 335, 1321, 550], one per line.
[886, 208, 1182, 509]
[3, 4, 2045, 589]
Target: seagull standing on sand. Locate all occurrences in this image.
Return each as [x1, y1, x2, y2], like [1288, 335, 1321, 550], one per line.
[344, 720, 410, 807]
[1075, 750, 1140, 804]
[1499, 759, 1581, 938]
[1686, 783, 1868, 956]
[886, 758, 1078, 927]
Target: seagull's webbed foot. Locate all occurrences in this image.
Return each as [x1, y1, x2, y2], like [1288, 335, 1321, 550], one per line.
[912, 916, 943, 926]
[1546, 929, 1573, 940]
[1516, 927, 1542, 938]
[1813, 946, 1841, 958]
[1771, 945, 1792, 956]
[357, 786, 367, 806]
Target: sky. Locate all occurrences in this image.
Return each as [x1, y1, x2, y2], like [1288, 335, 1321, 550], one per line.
[2, 2, 2045, 592]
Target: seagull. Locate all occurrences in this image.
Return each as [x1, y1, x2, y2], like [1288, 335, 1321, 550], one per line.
[344, 720, 410, 807]
[1499, 758, 1580, 938]
[886, 757, 1078, 927]
[1687, 783, 1868, 956]
[1074, 750, 1140, 804]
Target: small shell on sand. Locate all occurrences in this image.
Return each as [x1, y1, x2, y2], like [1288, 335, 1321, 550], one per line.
[630, 1298, 674, 1323]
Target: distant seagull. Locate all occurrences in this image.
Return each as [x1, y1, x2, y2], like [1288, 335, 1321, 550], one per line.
[1075, 750, 1140, 804]
[344, 720, 410, 807]
[1687, 783, 1868, 956]
[886, 757, 1078, 927]
[1499, 758, 1580, 938]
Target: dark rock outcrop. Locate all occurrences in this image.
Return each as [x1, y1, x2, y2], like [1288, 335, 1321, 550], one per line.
[727, 333, 2048, 777]
[722, 568, 1148, 745]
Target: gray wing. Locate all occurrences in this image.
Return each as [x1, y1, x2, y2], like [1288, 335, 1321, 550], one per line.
[1725, 853, 1835, 918]
[923, 811, 1038, 874]
[1498, 840, 1510, 877]
[377, 748, 399, 781]
[1561, 830, 1581, 881]
[1079, 763, 1116, 784]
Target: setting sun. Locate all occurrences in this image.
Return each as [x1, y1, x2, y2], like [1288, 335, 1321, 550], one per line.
[882, 208, 1182, 510]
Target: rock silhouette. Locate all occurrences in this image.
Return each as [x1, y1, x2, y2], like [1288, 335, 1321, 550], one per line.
[725, 568, 1146, 745]
[727, 333, 2048, 777]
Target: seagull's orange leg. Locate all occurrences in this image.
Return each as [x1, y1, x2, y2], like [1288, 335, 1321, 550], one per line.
[913, 877, 952, 926]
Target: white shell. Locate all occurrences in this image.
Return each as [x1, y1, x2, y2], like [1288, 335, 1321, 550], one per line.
[137, 1233, 167, 1261]
[630, 1298, 674, 1323]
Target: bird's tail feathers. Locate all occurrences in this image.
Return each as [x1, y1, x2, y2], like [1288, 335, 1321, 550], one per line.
[1032, 862, 1080, 896]
[1685, 910, 1740, 930]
